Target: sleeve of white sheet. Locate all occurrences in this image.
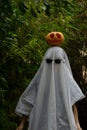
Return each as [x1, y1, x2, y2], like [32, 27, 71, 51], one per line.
[15, 64, 43, 117]
[70, 79, 85, 105]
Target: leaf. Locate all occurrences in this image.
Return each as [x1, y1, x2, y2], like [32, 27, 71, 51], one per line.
[18, 1, 27, 14]
[30, 6, 37, 17]
[68, 24, 79, 30]
[35, 0, 40, 2]
[44, 0, 50, 9]
[44, 0, 51, 16]
[36, 6, 41, 13]
[45, 8, 50, 16]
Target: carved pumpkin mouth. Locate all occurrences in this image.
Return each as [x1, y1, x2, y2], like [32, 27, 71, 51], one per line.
[48, 39, 62, 43]
[46, 32, 64, 46]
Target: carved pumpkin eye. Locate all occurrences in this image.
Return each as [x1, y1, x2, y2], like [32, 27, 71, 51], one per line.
[46, 59, 52, 63]
[50, 33, 54, 38]
[56, 33, 61, 39]
[55, 59, 61, 64]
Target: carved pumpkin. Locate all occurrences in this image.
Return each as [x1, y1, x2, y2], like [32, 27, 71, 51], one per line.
[46, 32, 64, 46]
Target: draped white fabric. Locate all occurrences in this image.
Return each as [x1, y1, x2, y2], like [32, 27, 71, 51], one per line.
[15, 47, 85, 130]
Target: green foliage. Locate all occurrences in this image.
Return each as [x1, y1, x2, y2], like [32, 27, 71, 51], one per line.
[0, 0, 87, 129]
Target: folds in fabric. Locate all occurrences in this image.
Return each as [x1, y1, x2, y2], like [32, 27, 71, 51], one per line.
[15, 47, 85, 130]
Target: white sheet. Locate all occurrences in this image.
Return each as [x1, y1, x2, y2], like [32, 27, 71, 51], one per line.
[15, 47, 85, 130]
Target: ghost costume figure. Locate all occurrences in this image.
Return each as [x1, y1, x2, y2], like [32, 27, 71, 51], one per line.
[15, 47, 85, 130]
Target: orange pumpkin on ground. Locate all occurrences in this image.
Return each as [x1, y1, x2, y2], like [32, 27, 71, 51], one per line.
[46, 32, 64, 46]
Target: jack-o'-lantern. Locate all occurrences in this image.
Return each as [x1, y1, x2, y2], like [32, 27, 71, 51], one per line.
[46, 32, 64, 46]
